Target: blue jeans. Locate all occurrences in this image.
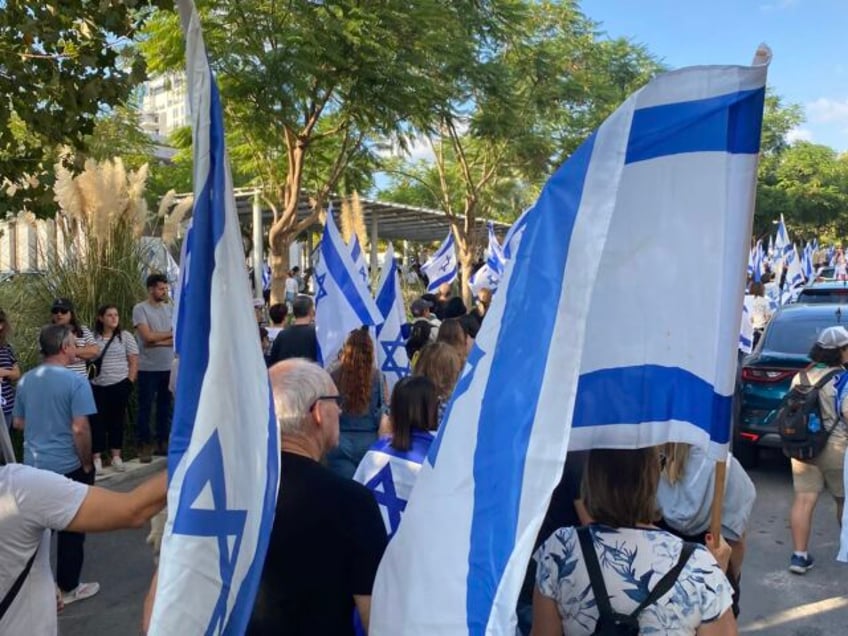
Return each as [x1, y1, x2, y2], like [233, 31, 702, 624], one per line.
[326, 430, 378, 480]
[136, 370, 172, 445]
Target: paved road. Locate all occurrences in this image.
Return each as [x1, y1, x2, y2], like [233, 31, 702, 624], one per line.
[58, 451, 848, 635]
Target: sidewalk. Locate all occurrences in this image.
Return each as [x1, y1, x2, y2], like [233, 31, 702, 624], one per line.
[94, 456, 166, 487]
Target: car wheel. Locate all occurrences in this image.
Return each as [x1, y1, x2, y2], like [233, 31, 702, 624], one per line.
[734, 442, 759, 469]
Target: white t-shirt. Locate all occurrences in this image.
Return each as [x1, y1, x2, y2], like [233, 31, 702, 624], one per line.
[285, 277, 298, 296]
[0, 465, 87, 635]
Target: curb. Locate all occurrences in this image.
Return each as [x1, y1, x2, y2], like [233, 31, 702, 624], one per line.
[95, 457, 167, 488]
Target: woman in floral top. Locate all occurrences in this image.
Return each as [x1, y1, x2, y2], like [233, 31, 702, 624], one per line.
[532, 447, 736, 636]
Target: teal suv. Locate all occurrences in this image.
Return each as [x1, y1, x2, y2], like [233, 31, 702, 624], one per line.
[735, 303, 848, 467]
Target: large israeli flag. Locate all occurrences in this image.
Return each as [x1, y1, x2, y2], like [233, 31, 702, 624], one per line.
[420, 231, 458, 292]
[149, 2, 279, 634]
[375, 244, 411, 391]
[370, 47, 770, 635]
[315, 211, 383, 366]
[775, 213, 792, 258]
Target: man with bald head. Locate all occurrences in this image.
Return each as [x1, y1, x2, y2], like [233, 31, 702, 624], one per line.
[248, 359, 387, 635]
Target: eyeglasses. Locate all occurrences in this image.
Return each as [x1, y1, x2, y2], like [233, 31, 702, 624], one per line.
[310, 395, 344, 411]
[51, 308, 69, 315]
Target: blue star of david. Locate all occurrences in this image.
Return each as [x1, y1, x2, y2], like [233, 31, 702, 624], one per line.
[486, 273, 498, 286]
[172, 431, 247, 633]
[439, 259, 453, 273]
[380, 332, 409, 378]
[366, 464, 406, 537]
[314, 272, 328, 306]
[358, 266, 368, 285]
[427, 344, 486, 467]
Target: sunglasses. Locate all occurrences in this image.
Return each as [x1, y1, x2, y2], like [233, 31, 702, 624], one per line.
[51, 308, 70, 315]
[310, 395, 344, 411]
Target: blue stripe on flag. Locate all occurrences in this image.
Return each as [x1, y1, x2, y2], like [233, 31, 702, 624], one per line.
[739, 334, 753, 349]
[626, 88, 765, 164]
[572, 365, 733, 444]
[465, 134, 597, 634]
[171, 75, 226, 474]
[428, 268, 457, 292]
[323, 230, 379, 326]
[375, 258, 396, 319]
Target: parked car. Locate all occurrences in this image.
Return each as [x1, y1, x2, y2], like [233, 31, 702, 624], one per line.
[815, 265, 836, 280]
[795, 280, 848, 304]
[735, 303, 848, 467]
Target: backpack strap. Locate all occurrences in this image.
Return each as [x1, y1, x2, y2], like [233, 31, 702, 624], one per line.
[0, 545, 38, 621]
[629, 541, 696, 616]
[577, 526, 615, 618]
[577, 527, 696, 622]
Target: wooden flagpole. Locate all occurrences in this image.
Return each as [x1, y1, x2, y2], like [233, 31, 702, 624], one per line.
[709, 460, 727, 540]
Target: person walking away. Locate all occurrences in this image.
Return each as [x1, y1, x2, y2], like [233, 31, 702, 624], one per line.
[245, 359, 387, 634]
[267, 295, 318, 364]
[412, 342, 464, 424]
[0, 308, 21, 443]
[326, 328, 388, 480]
[12, 324, 99, 606]
[531, 447, 736, 636]
[90, 305, 138, 474]
[285, 268, 299, 309]
[49, 298, 99, 376]
[0, 458, 166, 636]
[786, 326, 848, 574]
[133, 274, 174, 463]
[267, 303, 288, 342]
[353, 376, 439, 538]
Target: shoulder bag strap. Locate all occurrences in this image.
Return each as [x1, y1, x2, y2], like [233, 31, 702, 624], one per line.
[99, 332, 118, 360]
[576, 526, 615, 618]
[0, 546, 38, 621]
[629, 541, 696, 617]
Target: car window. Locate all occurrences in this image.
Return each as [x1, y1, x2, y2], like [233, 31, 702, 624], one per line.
[797, 290, 848, 303]
[762, 317, 847, 355]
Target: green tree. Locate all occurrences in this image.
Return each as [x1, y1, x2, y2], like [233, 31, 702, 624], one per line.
[382, 1, 662, 303]
[142, 0, 498, 302]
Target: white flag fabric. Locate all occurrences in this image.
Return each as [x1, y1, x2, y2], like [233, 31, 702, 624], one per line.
[739, 298, 754, 355]
[775, 213, 792, 259]
[375, 245, 411, 391]
[370, 47, 770, 635]
[149, 2, 280, 633]
[420, 231, 458, 292]
[350, 234, 370, 287]
[469, 222, 507, 296]
[315, 211, 383, 367]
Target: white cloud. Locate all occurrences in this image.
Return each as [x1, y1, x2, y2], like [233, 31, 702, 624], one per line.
[786, 127, 813, 143]
[807, 97, 848, 124]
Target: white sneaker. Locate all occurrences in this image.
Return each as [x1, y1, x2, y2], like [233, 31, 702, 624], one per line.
[62, 582, 100, 605]
[93, 457, 103, 475]
[111, 456, 125, 472]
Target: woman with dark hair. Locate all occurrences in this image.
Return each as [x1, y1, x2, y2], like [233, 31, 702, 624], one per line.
[50, 298, 99, 376]
[353, 376, 439, 538]
[786, 325, 848, 574]
[326, 327, 389, 479]
[531, 447, 736, 635]
[436, 318, 470, 362]
[90, 305, 138, 473]
[413, 342, 463, 423]
[0, 308, 21, 432]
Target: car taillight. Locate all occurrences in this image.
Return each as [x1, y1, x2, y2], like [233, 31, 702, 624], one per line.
[741, 367, 796, 383]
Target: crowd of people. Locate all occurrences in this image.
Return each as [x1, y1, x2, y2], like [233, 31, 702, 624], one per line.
[3, 265, 841, 635]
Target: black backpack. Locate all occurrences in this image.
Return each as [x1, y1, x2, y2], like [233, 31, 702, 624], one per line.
[773, 368, 840, 460]
[577, 527, 695, 636]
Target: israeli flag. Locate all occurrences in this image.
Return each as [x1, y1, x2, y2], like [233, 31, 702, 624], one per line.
[782, 244, 804, 303]
[315, 210, 383, 367]
[375, 244, 411, 391]
[149, 2, 279, 634]
[420, 231, 458, 292]
[261, 263, 271, 292]
[747, 240, 763, 283]
[802, 243, 814, 281]
[350, 234, 370, 287]
[775, 213, 792, 258]
[353, 431, 435, 539]
[739, 299, 754, 355]
[503, 207, 531, 260]
[370, 46, 770, 635]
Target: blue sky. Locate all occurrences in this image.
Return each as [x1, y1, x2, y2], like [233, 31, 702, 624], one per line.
[586, 0, 848, 150]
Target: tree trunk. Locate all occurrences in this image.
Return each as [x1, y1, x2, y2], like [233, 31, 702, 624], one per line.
[268, 236, 290, 306]
[453, 228, 475, 308]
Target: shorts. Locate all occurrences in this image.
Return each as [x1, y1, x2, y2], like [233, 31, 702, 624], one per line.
[791, 435, 846, 498]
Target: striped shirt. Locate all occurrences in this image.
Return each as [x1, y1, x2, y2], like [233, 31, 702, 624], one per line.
[91, 331, 139, 387]
[66, 326, 96, 377]
[0, 343, 17, 415]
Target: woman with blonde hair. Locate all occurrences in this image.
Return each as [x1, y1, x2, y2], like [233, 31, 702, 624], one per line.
[413, 342, 463, 424]
[658, 442, 754, 616]
[532, 447, 736, 636]
[326, 327, 388, 479]
[436, 318, 470, 361]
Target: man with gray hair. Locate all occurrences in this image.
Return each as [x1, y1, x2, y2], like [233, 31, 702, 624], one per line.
[13, 324, 99, 606]
[248, 358, 387, 635]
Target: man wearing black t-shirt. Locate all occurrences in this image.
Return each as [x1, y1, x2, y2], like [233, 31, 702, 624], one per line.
[267, 295, 318, 365]
[248, 359, 387, 635]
